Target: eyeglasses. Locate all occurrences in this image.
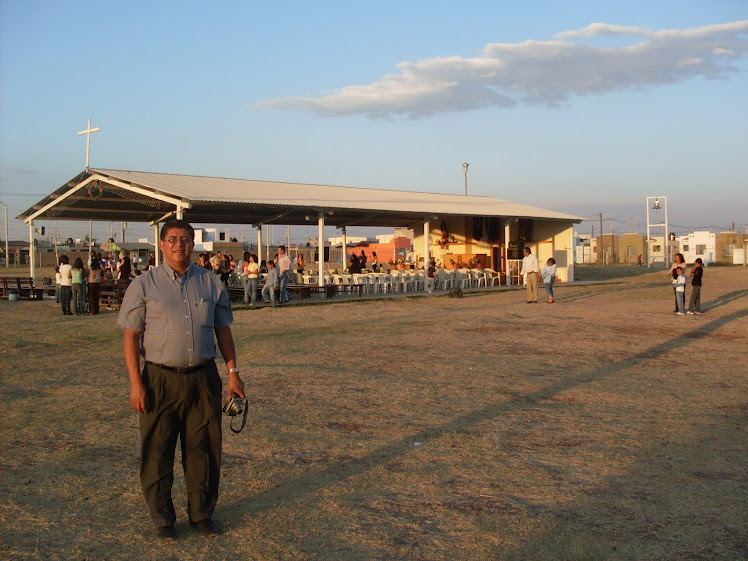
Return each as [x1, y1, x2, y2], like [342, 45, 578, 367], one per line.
[164, 237, 192, 245]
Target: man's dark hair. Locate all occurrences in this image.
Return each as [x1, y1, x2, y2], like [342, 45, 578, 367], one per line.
[160, 219, 195, 241]
[695, 258, 703, 265]
[278, 245, 286, 252]
[523, 247, 531, 254]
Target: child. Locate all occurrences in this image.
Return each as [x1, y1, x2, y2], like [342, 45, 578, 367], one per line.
[542, 257, 557, 303]
[674, 266, 686, 315]
[687, 258, 703, 315]
[426, 260, 436, 293]
[261, 261, 279, 307]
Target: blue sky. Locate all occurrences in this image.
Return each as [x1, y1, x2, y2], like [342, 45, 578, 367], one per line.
[1, 0, 747, 244]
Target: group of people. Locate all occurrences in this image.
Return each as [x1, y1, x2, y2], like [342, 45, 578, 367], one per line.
[520, 247, 557, 304]
[669, 252, 704, 315]
[196, 246, 302, 307]
[347, 250, 379, 274]
[55, 251, 143, 316]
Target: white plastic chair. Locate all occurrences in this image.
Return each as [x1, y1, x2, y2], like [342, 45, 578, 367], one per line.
[471, 270, 486, 288]
[483, 268, 501, 287]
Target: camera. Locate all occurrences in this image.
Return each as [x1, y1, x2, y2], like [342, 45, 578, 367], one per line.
[223, 394, 248, 434]
[223, 395, 246, 416]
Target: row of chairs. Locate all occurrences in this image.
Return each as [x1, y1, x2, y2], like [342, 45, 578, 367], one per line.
[301, 269, 503, 294]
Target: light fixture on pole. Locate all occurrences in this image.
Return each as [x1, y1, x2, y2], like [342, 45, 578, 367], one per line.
[646, 196, 669, 269]
[463, 162, 469, 196]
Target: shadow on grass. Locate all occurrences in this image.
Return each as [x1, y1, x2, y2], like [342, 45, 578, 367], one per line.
[225, 307, 748, 520]
[702, 289, 748, 313]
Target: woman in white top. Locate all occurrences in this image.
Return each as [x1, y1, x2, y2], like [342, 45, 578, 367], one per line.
[58, 255, 73, 315]
[541, 257, 557, 303]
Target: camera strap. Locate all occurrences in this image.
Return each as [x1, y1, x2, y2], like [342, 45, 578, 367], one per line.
[229, 405, 248, 434]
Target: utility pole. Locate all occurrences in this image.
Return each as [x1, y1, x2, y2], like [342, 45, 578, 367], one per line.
[599, 213, 604, 266]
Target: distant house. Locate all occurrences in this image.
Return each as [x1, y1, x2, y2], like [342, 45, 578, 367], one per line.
[677, 231, 716, 264]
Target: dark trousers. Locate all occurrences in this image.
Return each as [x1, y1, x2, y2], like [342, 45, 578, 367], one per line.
[140, 361, 223, 528]
[59, 285, 72, 314]
[688, 286, 701, 312]
[88, 282, 100, 314]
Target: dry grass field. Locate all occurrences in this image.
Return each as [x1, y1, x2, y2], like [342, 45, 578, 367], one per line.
[1, 267, 747, 560]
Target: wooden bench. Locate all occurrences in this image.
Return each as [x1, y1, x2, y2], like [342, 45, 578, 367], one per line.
[334, 283, 365, 297]
[1, 277, 45, 300]
[99, 279, 129, 309]
[286, 284, 312, 300]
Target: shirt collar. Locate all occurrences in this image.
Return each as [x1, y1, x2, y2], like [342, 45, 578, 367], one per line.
[162, 261, 195, 283]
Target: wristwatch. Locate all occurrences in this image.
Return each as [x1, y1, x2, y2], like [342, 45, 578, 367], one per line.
[228, 367, 240, 374]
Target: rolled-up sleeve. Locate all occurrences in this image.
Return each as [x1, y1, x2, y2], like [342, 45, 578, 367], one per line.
[117, 279, 147, 332]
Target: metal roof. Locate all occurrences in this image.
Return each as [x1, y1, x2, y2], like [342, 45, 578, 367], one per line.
[19, 168, 582, 227]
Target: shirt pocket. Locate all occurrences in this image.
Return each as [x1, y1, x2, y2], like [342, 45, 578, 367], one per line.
[193, 299, 216, 328]
[194, 299, 216, 357]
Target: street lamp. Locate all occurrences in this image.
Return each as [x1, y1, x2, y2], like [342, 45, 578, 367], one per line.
[646, 196, 669, 269]
[0, 200, 8, 268]
[463, 162, 469, 196]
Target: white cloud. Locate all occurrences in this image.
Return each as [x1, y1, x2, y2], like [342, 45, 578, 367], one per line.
[257, 20, 748, 119]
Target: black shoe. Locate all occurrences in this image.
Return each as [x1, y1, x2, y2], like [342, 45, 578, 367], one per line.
[190, 519, 222, 537]
[155, 525, 176, 541]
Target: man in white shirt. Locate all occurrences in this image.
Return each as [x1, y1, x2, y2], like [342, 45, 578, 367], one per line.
[521, 247, 539, 303]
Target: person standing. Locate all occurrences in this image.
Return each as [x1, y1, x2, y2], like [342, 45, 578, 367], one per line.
[674, 267, 687, 315]
[371, 251, 379, 272]
[687, 257, 703, 315]
[242, 252, 259, 306]
[87, 258, 102, 315]
[359, 250, 367, 269]
[261, 260, 279, 307]
[58, 255, 73, 315]
[668, 253, 687, 313]
[71, 257, 87, 315]
[541, 257, 557, 303]
[118, 219, 245, 541]
[276, 245, 291, 303]
[521, 247, 539, 303]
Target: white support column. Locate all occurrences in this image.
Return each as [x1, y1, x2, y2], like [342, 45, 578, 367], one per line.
[88, 220, 93, 262]
[568, 226, 575, 283]
[29, 221, 35, 279]
[257, 226, 263, 264]
[318, 212, 325, 286]
[176, 205, 184, 220]
[505, 222, 511, 286]
[423, 219, 430, 287]
[153, 223, 160, 267]
[342, 226, 347, 272]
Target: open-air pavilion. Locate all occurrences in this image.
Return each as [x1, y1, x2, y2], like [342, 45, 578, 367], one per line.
[18, 168, 582, 288]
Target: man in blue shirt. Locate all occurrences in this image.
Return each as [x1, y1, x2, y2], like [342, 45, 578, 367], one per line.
[118, 219, 245, 541]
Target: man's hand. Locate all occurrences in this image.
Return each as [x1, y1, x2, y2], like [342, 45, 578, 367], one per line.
[228, 372, 245, 400]
[123, 328, 147, 414]
[130, 378, 148, 414]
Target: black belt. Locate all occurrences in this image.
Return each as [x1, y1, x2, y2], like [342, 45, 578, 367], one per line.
[146, 359, 213, 374]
